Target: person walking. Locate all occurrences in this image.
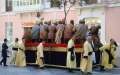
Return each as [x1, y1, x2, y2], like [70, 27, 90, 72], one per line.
[36, 41, 45, 68]
[66, 36, 76, 72]
[15, 38, 26, 67]
[10, 38, 19, 65]
[0, 38, 9, 66]
[80, 36, 93, 74]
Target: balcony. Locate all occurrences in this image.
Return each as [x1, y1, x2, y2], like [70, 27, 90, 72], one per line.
[80, 0, 120, 6]
[101, 0, 120, 4]
[12, 0, 51, 12]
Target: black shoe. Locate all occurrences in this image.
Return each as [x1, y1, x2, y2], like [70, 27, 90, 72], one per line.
[87, 72, 92, 75]
[40, 67, 45, 69]
[114, 65, 118, 68]
[100, 66, 105, 71]
[4, 65, 8, 67]
[80, 70, 86, 75]
[68, 69, 73, 73]
[100, 68, 105, 71]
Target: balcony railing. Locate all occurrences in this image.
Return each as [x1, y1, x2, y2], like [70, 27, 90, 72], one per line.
[12, 0, 120, 12]
[101, 0, 120, 4]
[79, 0, 120, 6]
[12, 0, 51, 12]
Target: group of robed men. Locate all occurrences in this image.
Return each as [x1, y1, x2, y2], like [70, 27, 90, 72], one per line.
[0, 38, 44, 68]
[0, 38, 26, 67]
[0, 35, 118, 75]
[66, 34, 118, 74]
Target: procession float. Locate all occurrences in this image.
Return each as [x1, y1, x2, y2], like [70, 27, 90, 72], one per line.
[23, 21, 83, 68]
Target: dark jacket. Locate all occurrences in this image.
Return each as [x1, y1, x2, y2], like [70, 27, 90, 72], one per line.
[2, 43, 8, 57]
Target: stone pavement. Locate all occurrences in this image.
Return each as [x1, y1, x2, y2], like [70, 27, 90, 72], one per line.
[0, 65, 120, 75]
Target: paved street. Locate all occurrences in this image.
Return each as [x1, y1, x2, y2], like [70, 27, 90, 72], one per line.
[0, 63, 120, 75]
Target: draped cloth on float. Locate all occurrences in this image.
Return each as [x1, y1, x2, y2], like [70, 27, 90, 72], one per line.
[32, 24, 40, 40]
[55, 24, 64, 44]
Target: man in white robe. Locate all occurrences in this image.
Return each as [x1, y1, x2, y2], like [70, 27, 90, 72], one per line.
[66, 36, 76, 72]
[80, 36, 93, 74]
[36, 41, 45, 68]
[16, 38, 26, 67]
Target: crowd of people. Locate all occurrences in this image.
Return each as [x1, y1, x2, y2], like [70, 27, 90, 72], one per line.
[0, 38, 26, 67]
[66, 22, 118, 74]
[0, 37, 45, 68]
[0, 18, 119, 75]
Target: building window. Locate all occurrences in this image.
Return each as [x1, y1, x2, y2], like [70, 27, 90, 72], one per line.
[6, 0, 12, 11]
[30, 0, 33, 5]
[16, 1, 19, 6]
[51, 0, 61, 7]
[14, 0, 41, 6]
[37, 0, 40, 4]
[23, 1, 26, 6]
[81, 0, 98, 4]
[33, 0, 37, 5]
